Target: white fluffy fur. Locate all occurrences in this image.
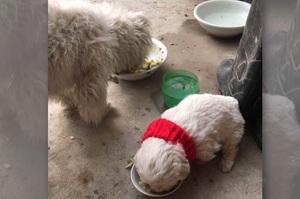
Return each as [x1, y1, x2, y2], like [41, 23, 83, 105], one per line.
[263, 94, 300, 199]
[134, 93, 245, 192]
[48, 0, 152, 125]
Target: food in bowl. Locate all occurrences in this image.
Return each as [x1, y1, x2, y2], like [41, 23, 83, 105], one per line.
[135, 58, 162, 73]
[115, 38, 167, 81]
[139, 181, 182, 194]
[139, 181, 152, 193]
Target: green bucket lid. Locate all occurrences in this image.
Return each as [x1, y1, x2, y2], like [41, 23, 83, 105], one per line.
[161, 70, 200, 108]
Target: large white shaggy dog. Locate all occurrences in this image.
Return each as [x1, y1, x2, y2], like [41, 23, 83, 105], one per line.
[48, 0, 152, 125]
[134, 94, 245, 193]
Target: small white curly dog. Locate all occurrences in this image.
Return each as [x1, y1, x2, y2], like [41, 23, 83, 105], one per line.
[134, 93, 245, 193]
[48, 0, 152, 125]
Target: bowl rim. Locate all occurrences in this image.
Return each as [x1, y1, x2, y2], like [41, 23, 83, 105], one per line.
[115, 38, 167, 77]
[115, 66, 159, 79]
[162, 70, 199, 82]
[130, 164, 183, 197]
[193, 0, 251, 29]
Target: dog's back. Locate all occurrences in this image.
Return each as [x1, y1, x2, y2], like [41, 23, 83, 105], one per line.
[161, 93, 244, 135]
[161, 93, 245, 163]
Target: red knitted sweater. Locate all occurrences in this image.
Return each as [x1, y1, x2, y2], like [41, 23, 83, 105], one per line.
[141, 118, 196, 162]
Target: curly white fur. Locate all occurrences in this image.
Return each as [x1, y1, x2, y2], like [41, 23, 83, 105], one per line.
[134, 93, 245, 192]
[48, 0, 152, 125]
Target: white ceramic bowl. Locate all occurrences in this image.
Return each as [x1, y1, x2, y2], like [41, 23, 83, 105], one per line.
[115, 38, 167, 81]
[130, 164, 183, 197]
[193, 0, 251, 38]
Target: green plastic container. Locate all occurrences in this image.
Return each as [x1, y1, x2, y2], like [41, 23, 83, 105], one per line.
[161, 70, 200, 108]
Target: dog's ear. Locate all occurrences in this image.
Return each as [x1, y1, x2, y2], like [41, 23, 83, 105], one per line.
[170, 148, 190, 180]
[178, 159, 190, 180]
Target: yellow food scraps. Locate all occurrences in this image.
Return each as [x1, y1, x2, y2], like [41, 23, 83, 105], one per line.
[135, 58, 161, 73]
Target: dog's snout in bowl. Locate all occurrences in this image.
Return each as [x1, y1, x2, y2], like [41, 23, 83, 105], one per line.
[130, 164, 183, 197]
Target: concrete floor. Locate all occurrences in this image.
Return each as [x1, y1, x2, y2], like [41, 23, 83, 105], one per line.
[48, 0, 262, 198]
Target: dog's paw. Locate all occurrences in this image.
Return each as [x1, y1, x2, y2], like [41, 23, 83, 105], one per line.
[219, 158, 234, 173]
